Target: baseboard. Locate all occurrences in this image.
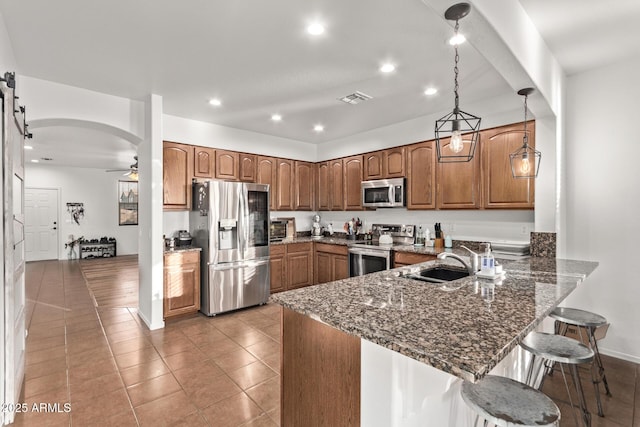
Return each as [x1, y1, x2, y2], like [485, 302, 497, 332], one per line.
[599, 347, 640, 364]
[137, 310, 164, 330]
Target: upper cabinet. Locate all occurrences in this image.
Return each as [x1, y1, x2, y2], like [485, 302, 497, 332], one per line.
[343, 155, 363, 210]
[193, 146, 214, 178]
[481, 122, 535, 209]
[257, 156, 277, 211]
[239, 153, 257, 182]
[215, 149, 240, 181]
[329, 159, 345, 211]
[163, 141, 193, 211]
[406, 141, 436, 210]
[363, 147, 406, 180]
[316, 162, 330, 211]
[436, 137, 481, 209]
[276, 158, 295, 210]
[294, 161, 314, 211]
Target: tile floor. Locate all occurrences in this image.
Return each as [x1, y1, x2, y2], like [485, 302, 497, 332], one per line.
[13, 259, 640, 426]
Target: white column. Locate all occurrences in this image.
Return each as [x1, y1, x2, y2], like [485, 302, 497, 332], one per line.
[138, 94, 164, 330]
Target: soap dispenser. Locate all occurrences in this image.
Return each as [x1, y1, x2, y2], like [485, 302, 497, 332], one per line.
[481, 243, 495, 275]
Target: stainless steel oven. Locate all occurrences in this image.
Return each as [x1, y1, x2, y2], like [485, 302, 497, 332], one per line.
[348, 244, 392, 277]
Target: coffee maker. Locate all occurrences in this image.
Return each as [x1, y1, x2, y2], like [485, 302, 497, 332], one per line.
[311, 214, 323, 238]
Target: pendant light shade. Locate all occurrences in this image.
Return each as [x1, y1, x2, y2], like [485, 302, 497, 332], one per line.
[510, 88, 541, 178]
[435, 3, 481, 163]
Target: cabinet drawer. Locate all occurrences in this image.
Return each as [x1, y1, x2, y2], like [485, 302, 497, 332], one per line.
[286, 242, 312, 253]
[271, 244, 287, 256]
[393, 251, 436, 266]
[164, 250, 200, 266]
[315, 243, 348, 256]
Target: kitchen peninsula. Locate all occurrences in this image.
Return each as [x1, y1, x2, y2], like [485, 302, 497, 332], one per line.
[270, 256, 598, 426]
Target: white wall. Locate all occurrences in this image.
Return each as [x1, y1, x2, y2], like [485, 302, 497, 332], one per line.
[24, 164, 139, 259]
[563, 55, 640, 362]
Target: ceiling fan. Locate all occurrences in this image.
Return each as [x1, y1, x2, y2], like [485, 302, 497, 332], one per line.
[106, 155, 138, 181]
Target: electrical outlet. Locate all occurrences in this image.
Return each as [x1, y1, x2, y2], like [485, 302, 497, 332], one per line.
[521, 225, 529, 235]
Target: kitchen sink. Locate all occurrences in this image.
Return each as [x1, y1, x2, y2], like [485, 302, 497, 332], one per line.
[403, 266, 470, 283]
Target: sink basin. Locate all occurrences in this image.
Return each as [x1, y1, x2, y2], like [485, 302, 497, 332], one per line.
[404, 266, 470, 283]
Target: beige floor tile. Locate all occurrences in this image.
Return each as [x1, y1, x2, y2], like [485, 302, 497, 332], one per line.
[110, 336, 153, 355]
[182, 373, 243, 409]
[246, 377, 280, 413]
[134, 390, 198, 427]
[24, 371, 68, 399]
[120, 357, 170, 386]
[24, 356, 67, 381]
[70, 387, 132, 426]
[69, 372, 124, 404]
[127, 372, 182, 407]
[198, 336, 243, 359]
[201, 392, 264, 426]
[245, 338, 280, 361]
[168, 411, 210, 426]
[172, 359, 224, 388]
[114, 345, 162, 369]
[241, 413, 280, 427]
[212, 348, 258, 373]
[26, 345, 66, 366]
[227, 361, 278, 390]
[68, 357, 119, 383]
[163, 348, 209, 371]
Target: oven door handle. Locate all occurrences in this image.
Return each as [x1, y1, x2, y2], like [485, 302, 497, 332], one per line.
[348, 248, 392, 258]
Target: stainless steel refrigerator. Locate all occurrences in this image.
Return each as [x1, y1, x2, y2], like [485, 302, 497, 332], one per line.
[190, 180, 270, 316]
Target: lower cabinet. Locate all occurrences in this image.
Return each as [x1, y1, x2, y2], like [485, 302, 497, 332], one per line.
[270, 242, 314, 293]
[163, 250, 201, 319]
[393, 251, 437, 267]
[314, 243, 349, 284]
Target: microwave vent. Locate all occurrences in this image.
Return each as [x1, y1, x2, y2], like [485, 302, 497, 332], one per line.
[338, 91, 373, 105]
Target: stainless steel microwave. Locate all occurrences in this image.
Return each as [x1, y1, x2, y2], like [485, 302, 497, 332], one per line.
[361, 178, 405, 208]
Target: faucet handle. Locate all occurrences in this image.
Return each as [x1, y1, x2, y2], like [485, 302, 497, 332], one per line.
[460, 245, 477, 255]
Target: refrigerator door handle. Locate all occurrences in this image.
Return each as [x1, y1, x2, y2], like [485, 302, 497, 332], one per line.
[210, 258, 270, 271]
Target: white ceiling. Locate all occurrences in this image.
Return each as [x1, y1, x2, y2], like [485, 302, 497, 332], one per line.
[2, 0, 639, 170]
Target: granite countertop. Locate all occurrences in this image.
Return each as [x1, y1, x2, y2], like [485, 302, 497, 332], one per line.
[270, 256, 598, 383]
[163, 245, 202, 254]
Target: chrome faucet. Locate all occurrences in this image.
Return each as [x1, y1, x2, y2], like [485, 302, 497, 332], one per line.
[437, 245, 480, 274]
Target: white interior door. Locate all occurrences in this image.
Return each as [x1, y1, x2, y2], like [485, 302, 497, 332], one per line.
[25, 188, 59, 261]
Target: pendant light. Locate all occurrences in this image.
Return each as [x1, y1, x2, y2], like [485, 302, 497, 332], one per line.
[509, 88, 541, 178]
[435, 3, 481, 163]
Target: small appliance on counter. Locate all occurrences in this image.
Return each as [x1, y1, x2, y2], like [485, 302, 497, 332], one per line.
[177, 230, 192, 246]
[270, 217, 296, 242]
[311, 214, 323, 238]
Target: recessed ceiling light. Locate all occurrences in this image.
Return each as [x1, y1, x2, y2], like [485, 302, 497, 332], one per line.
[24, 145, 33, 150]
[307, 22, 325, 36]
[31, 159, 39, 163]
[380, 63, 395, 73]
[424, 87, 438, 96]
[313, 124, 324, 132]
[271, 114, 282, 122]
[449, 33, 466, 46]
[209, 98, 222, 106]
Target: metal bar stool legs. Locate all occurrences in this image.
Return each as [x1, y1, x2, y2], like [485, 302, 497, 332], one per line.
[551, 307, 611, 417]
[520, 332, 594, 427]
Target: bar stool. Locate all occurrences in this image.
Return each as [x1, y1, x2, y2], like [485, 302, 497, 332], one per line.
[520, 332, 594, 427]
[460, 375, 560, 426]
[550, 307, 611, 417]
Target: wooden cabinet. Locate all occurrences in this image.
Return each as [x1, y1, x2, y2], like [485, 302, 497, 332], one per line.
[163, 250, 201, 319]
[257, 156, 277, 211]
[393, 251, 436, 267]
[436, 137, 481, 209]
[193, 146, 214, 178]
[406, 141, 436, 209]
[363, 147, 406, 180]
[163, 141, 193, 210]
[330, 159, 345, 210]
[314, 243, 349, 284]
[270, 242, 314, 292]
[239, 153, 257, 182]
[269, 245, 287, 293]
[316, 162, 330, 210]
[294, 161, 314, 210]
[215, 149, 240, 180]
[276, 158, 295, 210]
[481, 122, 535, 209]
[343, 155, 363, 211]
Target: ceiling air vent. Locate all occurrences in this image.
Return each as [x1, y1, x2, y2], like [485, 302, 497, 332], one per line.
[338, 91, 373, 105]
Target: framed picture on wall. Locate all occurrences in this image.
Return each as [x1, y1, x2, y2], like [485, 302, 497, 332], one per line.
[118, 180, 138, 226]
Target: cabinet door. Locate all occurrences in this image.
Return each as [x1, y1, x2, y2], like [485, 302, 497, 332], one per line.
[294, 161, 314, 211]
[329, 159, 344, 210]
[163, 141, 193, 210]
[270, 251, 287, 293]
[257, 156, 277, 211]
[315, 251, 332, 284]
[436, 138, 481, 209]
[332, 254, 349, 281]
[215, 149, 240, 180]
[317, 162, 330, 211]
[163, 252, 200, 318]
[481, 123, 535, 208]
[287, 244, 313, 289]
[239, 153, 257, 182]
[276, 159, 295, 210]
[194, 146, 214, 178]
[406, 141, 436, 209]
[343, 155, 363, 211]
[384, 147, 406, 178]
[363, 152, 383, 180]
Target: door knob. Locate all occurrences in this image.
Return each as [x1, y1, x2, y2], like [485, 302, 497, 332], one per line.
[52, 227, 57, 230]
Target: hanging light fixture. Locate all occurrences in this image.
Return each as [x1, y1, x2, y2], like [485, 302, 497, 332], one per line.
[435, 3, 481, 163]
[510, 88, 541, 178]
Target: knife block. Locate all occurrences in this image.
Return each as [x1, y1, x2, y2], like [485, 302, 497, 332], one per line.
[434, 238, 444, 249]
